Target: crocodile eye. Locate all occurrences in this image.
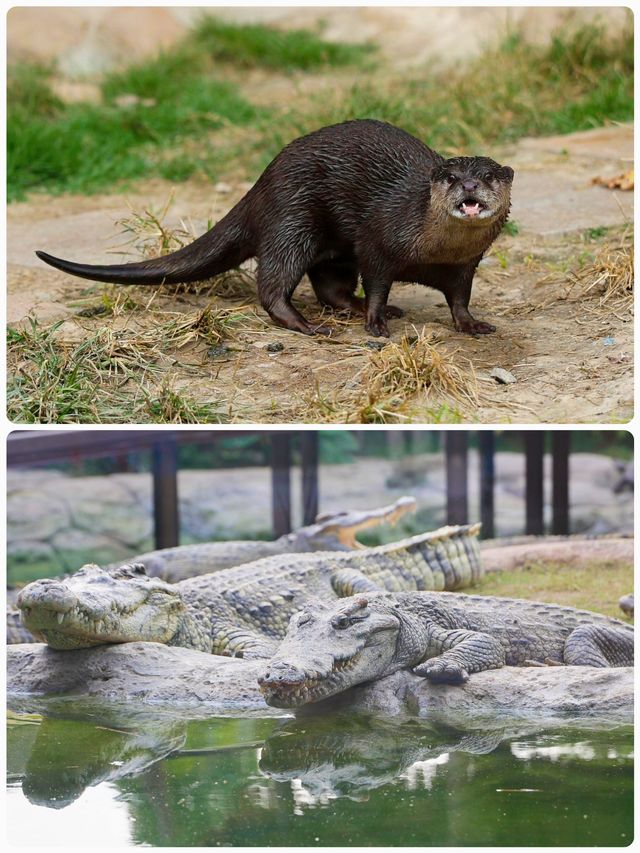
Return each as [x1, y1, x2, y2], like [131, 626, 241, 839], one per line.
[298, 613, 312, 627]
[332, 615, 350, 630]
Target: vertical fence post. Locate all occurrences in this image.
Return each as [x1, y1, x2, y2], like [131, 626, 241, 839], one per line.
[152, 436, 179, 549]
[300, 432, 319, 525]
[271, 433, 292, 537]
[524, 431, 545, 535]
[551, 431, 570, 535]
[445, 432, 469, 524]
[478, 431, 495, 539]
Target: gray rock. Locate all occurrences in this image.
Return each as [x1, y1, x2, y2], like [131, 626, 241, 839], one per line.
[7, 643, 268, 712]
[347, 666, 633, 725]
[490, 367, 517, 384]
[7, 643, 632, 723]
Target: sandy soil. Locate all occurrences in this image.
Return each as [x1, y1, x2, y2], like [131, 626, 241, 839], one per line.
[7, 125, 633, 425]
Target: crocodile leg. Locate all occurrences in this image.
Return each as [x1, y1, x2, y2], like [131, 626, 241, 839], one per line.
[563, 624, 634, 667]
[412, 626, 506, 684]
[330, 568, 384, 597]
[210, 625, 278, 660]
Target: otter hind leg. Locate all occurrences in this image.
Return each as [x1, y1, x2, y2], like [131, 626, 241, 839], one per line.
[309, 260, 403, 319]
[257, 250, 329, 336]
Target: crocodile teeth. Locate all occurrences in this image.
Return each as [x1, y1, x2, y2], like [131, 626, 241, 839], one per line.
[57, 613, 65, 625]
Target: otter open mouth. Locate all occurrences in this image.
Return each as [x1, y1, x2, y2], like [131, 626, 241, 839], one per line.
[458, 198, 486, 218]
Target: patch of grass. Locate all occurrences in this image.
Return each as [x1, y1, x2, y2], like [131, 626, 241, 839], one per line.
[144, 383, 225, 424]
[7, 16, 368, 200]
[252, 22, 633, 170]
[6, 313, 230, 424]
[476, 558, 633, 620]
[192, 16, 371, 71]
[568, 228, 633, 311]
[502, 220, 520, 237]
[8, 60, 260, 199]
[303, 331, 476, 424]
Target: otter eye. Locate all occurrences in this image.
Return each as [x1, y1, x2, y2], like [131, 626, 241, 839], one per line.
[332, 615, 350, 630]
[447, 173, 457, 185]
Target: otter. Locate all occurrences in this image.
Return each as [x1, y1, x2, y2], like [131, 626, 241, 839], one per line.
[36, 120, 514, 337]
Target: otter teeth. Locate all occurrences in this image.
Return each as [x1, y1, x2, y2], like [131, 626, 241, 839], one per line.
[459, 200, 484, 216]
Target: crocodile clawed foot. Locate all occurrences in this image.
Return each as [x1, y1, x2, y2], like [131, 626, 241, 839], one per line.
[413, 660, 469, 684]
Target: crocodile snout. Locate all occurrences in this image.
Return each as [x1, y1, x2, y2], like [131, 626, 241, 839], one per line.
[258, 660, 306, 688]
[18, 580, 78, 615]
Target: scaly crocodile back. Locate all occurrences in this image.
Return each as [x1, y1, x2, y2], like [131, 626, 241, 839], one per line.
[172, 524, 483, 655]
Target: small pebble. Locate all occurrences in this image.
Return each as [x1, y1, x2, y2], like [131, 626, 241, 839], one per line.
[76, 305, 109, 318]
[490, 367, 517, 385]
[266, 342, 285, 353]
[365, 340, 387, 351]
[208, 343, 231, 359]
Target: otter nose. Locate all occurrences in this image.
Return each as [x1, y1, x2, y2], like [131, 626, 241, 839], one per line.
[18, 581, 78, 614]
[461, 180, 479, 193]
[259, 660, 306, 686]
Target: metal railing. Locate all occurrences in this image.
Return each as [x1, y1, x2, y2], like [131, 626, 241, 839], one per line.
[8, 429, 571, 549]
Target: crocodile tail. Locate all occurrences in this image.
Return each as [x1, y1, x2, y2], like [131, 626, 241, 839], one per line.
[36, 198, 254, 286]
[402, 523, 483, 590]
[331, 523, 484, 594]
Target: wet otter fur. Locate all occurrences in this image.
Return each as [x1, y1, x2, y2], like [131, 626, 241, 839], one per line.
[36, 119, 514, 337]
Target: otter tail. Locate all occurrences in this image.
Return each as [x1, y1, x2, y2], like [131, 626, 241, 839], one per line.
[36, 200, 254, 286]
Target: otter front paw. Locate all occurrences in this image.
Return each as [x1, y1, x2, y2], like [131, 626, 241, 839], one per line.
[365, 316, 391, 338]
[413, 659, 469, 684]
[456, 319, 496, 335]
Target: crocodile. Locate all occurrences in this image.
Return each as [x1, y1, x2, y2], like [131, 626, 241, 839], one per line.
[6, 496, 416, 644]
[118, 495, 417, 581]
[16, 523, 482, 655]
[258, 591, 634, 708]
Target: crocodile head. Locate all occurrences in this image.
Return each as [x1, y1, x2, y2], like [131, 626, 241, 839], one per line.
[258, 595, 425, 708]
[17, 563, 185, 650]
[289, 496, 417, 551]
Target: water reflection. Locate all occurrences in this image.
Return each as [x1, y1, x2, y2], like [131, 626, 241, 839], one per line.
[7, 699, 633, 847]
[258, 713, 507, 803]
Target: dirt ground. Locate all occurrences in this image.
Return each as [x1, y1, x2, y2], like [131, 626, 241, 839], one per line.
[7, 123, 633, 424]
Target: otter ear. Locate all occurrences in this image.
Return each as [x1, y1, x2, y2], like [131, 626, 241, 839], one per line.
[502, 166, 515, 182]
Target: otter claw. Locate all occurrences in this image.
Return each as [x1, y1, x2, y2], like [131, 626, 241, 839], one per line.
[365, 319, 391, 338]
[456, 320, 496, 335]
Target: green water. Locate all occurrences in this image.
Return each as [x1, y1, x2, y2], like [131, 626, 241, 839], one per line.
[7, 700, 633, 847]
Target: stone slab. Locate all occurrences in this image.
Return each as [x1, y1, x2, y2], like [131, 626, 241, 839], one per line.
[7, 642, 633, 723]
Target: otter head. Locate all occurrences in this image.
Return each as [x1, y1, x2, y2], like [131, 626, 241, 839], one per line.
[431, 156, 514, 226]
